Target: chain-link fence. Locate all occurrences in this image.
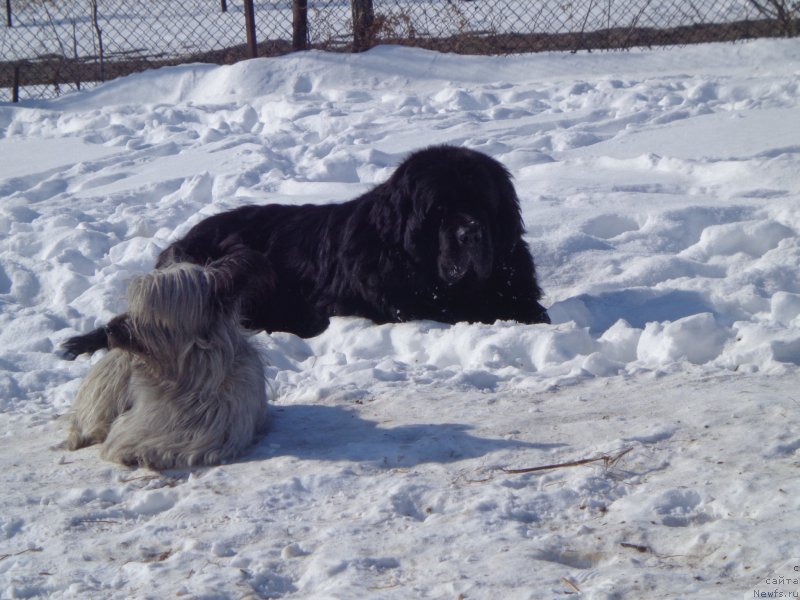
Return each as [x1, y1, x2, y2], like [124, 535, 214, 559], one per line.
[2, 0, 798, 102]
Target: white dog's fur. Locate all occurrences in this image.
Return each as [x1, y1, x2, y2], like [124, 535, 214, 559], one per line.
[67, 259, 269, 469]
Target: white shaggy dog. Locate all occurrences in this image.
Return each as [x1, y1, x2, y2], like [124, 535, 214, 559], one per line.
[67, 252, 270, 469]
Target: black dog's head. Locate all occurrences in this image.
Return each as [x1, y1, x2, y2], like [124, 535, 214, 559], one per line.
[379, 146, 524, 287]
[436, 210, 493, 285]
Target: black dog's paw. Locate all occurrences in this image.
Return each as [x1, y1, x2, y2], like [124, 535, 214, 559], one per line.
[59, 328, 109, 360]
[59, 344, 80, 361]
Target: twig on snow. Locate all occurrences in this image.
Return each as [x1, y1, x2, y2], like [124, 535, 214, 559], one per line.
[499, 447, 633, 475]
[0, 547, 43, 561]
[562, 577, 581, 593]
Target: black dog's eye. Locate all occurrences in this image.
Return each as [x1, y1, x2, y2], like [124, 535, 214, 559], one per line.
[456, 220, 482, 246]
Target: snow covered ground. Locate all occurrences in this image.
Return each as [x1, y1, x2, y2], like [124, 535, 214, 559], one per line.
[1, 39, 799, 599]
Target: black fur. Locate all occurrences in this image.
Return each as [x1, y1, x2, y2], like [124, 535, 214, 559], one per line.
[62, 145, 549, 359]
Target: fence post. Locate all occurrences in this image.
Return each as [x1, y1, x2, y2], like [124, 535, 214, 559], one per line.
[351, 0, 374, 52]
[243, 0, 257, 58]
[5, 0, 12, 27]
[12, 64, 20, 102]
[91, 0, 105, 81]
[220, 0, 227, 13]
[292, 0, 308, 51]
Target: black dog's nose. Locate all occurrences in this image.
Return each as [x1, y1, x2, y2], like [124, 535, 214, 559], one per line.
[456, 221, 482, 246]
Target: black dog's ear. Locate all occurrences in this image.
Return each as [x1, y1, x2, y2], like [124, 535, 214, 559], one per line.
[369, 182, 409, 246]
[492, 168, 525, 246]
[376, 160, 439, 262]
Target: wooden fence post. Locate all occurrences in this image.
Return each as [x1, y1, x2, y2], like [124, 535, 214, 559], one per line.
[243, 0, 257, 58]
[351, 0, 374, 52]
[12, 64, 20, 102]
[292, 0, 308, 51]
[91, 0, 105, 81]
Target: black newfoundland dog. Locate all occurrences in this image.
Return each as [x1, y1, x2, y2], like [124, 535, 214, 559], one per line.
[63, 145, 549, 358]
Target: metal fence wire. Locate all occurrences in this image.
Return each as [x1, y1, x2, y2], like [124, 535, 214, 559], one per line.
[2, 0, 798, 102]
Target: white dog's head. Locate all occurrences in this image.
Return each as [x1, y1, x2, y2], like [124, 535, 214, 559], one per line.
[105, 250, 266, 377]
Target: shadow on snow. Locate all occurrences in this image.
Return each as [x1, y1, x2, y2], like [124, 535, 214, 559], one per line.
[245, 403, 564, 466]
